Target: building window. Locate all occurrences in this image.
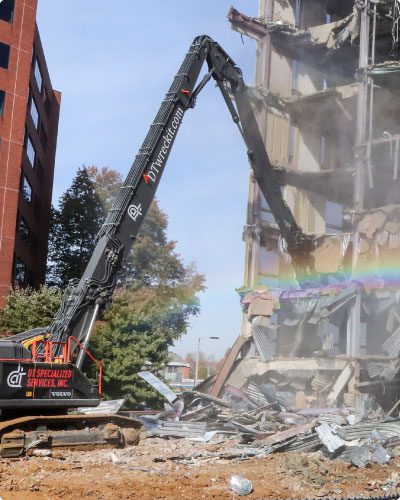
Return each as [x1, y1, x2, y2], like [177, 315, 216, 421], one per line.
[18, 216, 30, 242]
[14, 258, 27, 285]
[260, 195, 276, 224]
[291, 60, 298, 94]
[294, 0, 302, 29]
[325, 201, 343, 233]
[0, 0, 14, 23]
[260, 248, 280, 276]
[288, 125, 295, 163]
[30, 97, 39, 129]
[320, 136, 327, 168]
[34, 58, 43, 92]
[0, 89, 5, 116]
[0, 42, 10, 69]
[26, 135, 36, 166]
[21, 175, 32, 203]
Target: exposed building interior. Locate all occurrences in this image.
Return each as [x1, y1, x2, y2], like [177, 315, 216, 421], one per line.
[205, 0, 400, 415]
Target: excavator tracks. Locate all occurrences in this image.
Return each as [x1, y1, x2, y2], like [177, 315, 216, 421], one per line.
[0, 413, 145, 458]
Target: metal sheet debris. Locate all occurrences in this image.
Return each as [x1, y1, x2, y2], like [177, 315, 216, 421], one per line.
[138, 371, 178, 405]
[315, 422, 345, 454]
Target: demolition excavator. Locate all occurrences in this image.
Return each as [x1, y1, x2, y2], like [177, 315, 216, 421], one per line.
[0, 35, 314, 456]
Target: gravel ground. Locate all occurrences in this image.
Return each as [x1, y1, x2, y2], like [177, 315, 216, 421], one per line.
[0, 437, 399, 499]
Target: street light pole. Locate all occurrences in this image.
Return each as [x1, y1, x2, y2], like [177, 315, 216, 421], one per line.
[194, 336, 219, 388]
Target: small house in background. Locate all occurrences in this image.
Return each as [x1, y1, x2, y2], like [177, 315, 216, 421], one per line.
[164, 361, 191, 383]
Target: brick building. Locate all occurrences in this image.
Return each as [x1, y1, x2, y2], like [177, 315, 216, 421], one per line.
[0, 0, 60, 306]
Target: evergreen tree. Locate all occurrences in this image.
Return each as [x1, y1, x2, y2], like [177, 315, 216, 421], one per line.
[47, 167, 105, 287]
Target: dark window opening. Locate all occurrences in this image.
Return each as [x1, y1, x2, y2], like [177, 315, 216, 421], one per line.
[0, 90, 5, 116]
[14, 258, 27, 286]
[21, 175, 32, 203]
[18, 216, 30, 242]
[325, 0, 353, 20]
[0, 42, 10, 69]
[0, 0, 14, 23]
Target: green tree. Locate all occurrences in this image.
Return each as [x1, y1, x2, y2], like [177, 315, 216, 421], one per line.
[47, 167, 104, 287]
[84, 168, 205, 405]
[0, 286, 61, 335]
[44, 164, 204, 407]
[86, 165, 123, 212]
[90, 275, 203, 406]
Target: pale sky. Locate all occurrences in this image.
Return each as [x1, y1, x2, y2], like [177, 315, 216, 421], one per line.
[37, 1, 257, 358]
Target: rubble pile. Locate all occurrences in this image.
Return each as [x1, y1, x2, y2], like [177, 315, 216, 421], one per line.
[138, 371, 400, 470]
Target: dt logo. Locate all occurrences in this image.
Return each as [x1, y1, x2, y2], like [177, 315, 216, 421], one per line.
[7, 364, 27, 388]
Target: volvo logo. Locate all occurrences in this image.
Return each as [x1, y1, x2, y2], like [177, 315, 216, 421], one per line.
[7, 364, 27, 388]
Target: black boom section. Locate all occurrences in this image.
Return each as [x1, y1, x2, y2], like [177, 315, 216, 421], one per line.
[46, 35, 312, 352]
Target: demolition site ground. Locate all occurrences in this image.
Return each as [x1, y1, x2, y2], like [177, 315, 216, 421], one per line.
[0, 437, 399, 499]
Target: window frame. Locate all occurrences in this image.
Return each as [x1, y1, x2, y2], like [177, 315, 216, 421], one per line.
[14, 258, 27, 286]
[0, 42, 10, 69]
[18, 216, 30, 242]
[21, 175, 32, 204]
[30, 96, 39, 129]
[25, 135, 36, 167]
[34, 58, 43, 92]
[0, 0, 15, 23]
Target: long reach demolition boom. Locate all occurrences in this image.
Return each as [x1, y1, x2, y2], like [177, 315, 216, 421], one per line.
[0, 38, 314, 458]
[46, 35, 314, 362]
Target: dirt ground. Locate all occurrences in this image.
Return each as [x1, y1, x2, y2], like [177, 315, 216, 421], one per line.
[0, 437, 399, 499]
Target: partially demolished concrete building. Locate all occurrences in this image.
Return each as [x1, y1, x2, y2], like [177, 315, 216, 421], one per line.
[205, 0, 400, 416]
